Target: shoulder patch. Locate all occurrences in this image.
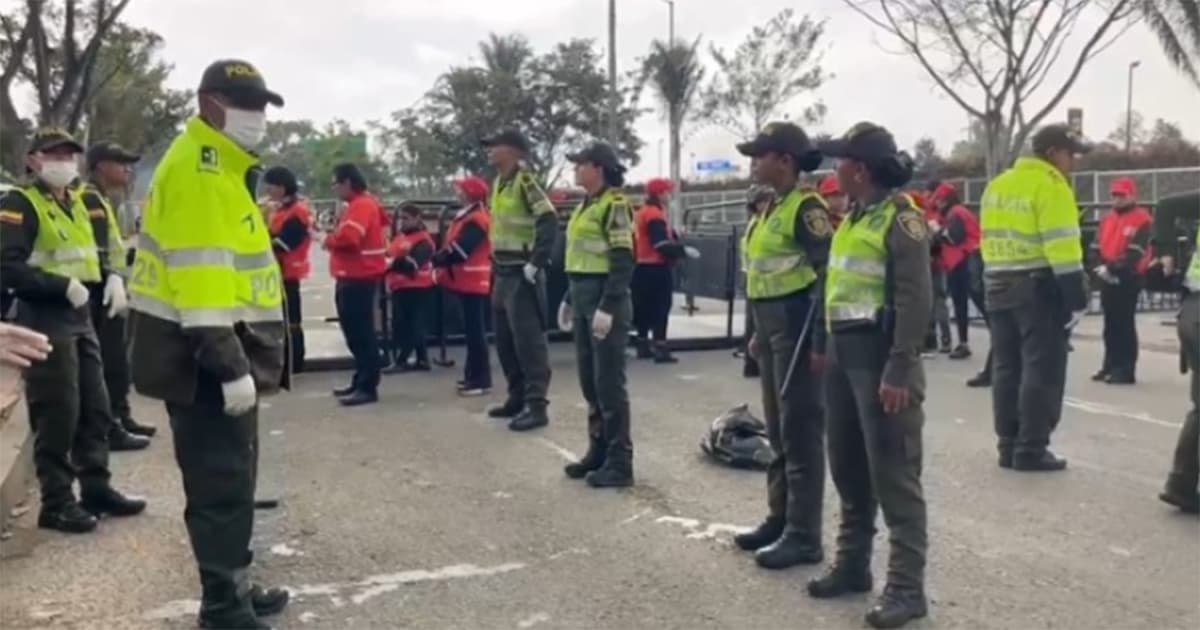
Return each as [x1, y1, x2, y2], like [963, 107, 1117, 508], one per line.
[609, 200, 631, 230]
[896, 211, 928, 241]
[802, 207, 832, 238]
[892, 193, 912, 211]
[0, 210, 24, 225]
[199, 146, 219, 173]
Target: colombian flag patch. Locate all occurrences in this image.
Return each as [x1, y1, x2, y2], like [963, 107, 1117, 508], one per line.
[0, 210, 23, 225]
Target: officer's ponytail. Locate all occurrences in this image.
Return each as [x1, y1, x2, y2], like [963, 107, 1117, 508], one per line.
[603, 165, 626, 188]
[867, 151, 915, 190]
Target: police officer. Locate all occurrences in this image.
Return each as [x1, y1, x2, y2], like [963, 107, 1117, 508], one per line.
[808, 122, 931, 629]
[729, 122, 831, 571]
[480, 129, 556, 431]
[82, 141, 155, 449]
[558, 142, 636, 488]
[737, 185, 776, 379]
[0, 128, 146, 534]
[263, 166, 313, 374]
[1160, 230, 1199, 514]
[980, 124, 1091, 472]
[1090, 177, 1152, 385]
[127, 60, 288, 629]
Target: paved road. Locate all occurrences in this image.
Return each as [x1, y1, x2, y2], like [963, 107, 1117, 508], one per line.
[1, 328, 1197, 629]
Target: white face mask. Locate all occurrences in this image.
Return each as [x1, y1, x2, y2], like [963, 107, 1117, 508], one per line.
[39, 159, 79, 188]
[222, 106, 267, 148]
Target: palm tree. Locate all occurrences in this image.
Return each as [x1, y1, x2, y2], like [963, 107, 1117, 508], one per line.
[1141, 0, 1200, 86]
[637, 37, 705, 189]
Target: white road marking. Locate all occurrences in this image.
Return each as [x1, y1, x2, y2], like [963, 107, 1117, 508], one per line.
[535, 437, 578, 462]
[269, 429, 284, 436]
[290, 562, 526, 607]
[299, 611, 320, 624]
[547, 547, 590, 560]
[1108, 546, 1133, 557]
[954, 418, 966, 425]
[270, 542, 303, 557]
[656, 515, 701, 529]
[654, 515, 745, 542]
[676, 374, 700, 381]
[1063, 397, 1180, 428]
[620, 509, 652, 525]
[28, 608, 63, 621]
[142, 599, 199, 621]
[518, 612, 552, 628]
[492, 491, 514, 499]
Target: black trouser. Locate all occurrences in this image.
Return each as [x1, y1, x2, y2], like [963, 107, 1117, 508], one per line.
[1167, 293, 1199, 494]
[1100, 276, 1141, 376]
[284, 279, 305, 372]
[390, 287, 432, 363]
[167, 377, 258, 618]
[335, 278, 380, 394]
[632, 263, 673, 343]
[825, 330, 926, 592]
[744, 303, 759, 372]
[571, 276, 633, 465]
[990, 280, 1069, 455]
[457, 291, 491, 388]
[947, 257, 988, 346]
[751, 291, 824, 541]
[492, 270, 550, 405]
[928, 267, 951, 347]
[88, 293, 133, 425]
[25, 328, 112, 510]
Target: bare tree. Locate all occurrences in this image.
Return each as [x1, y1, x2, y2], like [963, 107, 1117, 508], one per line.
[636, 37, 705, 189]
[843, 0, 1139, 176]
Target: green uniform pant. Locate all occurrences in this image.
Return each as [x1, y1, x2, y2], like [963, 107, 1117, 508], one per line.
[825, 330, 927, 592]
[1168, 293, 1199, 493]
[750, 292, 824, 541]
[167, 378, 259, 616]
[569, 276, 633, 463]
[25, 329, 112, 509]
[492, 269, 551, 406]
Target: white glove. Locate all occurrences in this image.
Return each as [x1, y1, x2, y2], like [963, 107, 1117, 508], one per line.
[102, 274, 128, 318]
[1065, 309, 1087, 330]
[684, 245, 701, 259]
[523, 262, 540, 284]
[221, 374, 257, 415]
[1094, 265, 1118, 285]
[927, 219, 940, 232]
[557, 301, 574, 332]
[591, 309, 613, 340]
[65, 278, 89, 308]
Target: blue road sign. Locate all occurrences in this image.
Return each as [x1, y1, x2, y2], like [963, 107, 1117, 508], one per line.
[695, 159, 734, 172]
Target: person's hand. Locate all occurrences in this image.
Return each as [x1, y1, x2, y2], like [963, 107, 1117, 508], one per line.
[1065, 309, 1087, 330]
[65, 278, 89, 308]
[102, 274, 128, 318]
[523, 262, 539, 284]
[926, 219, 940, 233]
[591, 309, 613, 340]
[684, 245, 701, 259]
[1094, 264, 1118, 285]
[748, 334, 759, 359]
[809, 351, 826, 374]
[879, 382, 911, 415]
[221, 374, 257, 416]
[0, 323, 52, 368]
[432, 250, 453, 267]
[557, 301, 574, 332]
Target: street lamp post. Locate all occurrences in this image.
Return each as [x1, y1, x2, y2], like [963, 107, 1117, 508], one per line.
[607, 0, 618, 146]
[662, 0, 675, 43]
[1125, 60, 1140, 154]
[657, 138, 664, 175]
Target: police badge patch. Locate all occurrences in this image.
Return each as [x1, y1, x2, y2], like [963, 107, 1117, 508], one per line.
[802, 208, 832, 237]
[199, 146, 219, 173]
[897, 211, 928, 241]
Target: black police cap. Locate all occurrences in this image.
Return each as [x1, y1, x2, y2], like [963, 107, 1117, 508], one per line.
[818, 122, 900, 163]
[481, 129, 531, 153]
[1032, 124, 1093, 156]
[736, 121, 821, 170]
[198, 59, 284, 107]
[566, 142, 625, 172]
[86, 141, 140, 169]
[27, 127, 84, 155]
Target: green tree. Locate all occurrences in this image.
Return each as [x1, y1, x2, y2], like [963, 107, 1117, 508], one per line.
[700, 9, 830, 138]
[911, 137, 946, 179]
[259, 118, 395, 199]
[636, 37, 705, 187]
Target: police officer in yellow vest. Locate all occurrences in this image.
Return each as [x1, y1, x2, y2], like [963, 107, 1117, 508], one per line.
[481, 129, 557, 431]
[127, 60, 289, 629]
[557, 142, 636, 488]
[808, 123, 932, 629]
[83, 141, 158, 450]
[1161, 230, 1199, 513]
[729, 122, 832, 572]
[0, 128, 146, 534]
[980, 124, 1091, 473]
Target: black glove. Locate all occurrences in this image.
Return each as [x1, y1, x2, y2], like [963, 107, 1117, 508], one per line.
[391, 256, 417, 275]
[432, 250, 453, 268]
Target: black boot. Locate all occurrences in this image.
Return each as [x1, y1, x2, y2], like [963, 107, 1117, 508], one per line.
[754, 532, 823, 569]
[38, 502, 98, 534]
[121, 415, 157, 437]
[948, 343, 971, 360]
[965, 371, 991, 388]
[249, 585, 289, 618]
[338, 390, 378, 407]
[1012, 449, 1067, 472]
[585, 458, 634, 488]
[1104, 369, 1136, 385]
[81, 486, 147, 517]
[109, 426, 151, 451]
[865, 586, 927, 629]
[333, 384, 356, 397]
[733, 517, 784, 551]
[653, 343, 678, 364]
[997, 448, 1014, 469]
[743, 360, 760, 378]
[807, 564, 873, 599]
[488, 398, 525, 419]
[509, 403, 549, 432]
[635, 337, 654, 359]
[1159, 475, 1200, 514]
[564, 436, 606, 479]
[1091, 368, 1109, 382]
[198, 609, 270, 630]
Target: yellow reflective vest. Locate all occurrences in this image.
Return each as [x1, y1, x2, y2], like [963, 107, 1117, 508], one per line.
[81, 183, 127, 272]
[825, 196, 901, 326]
[741, 188, 820, 299]
[980, 157, 1083, 277]
[490, 169, 554, 255]
[14, 185, 101, 283]
[565, 188, 632, 274]
[130, 116, 282, 328]
[1187, 230, 1200, 293]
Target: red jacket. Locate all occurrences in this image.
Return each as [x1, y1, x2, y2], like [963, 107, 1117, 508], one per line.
[634, 203, 669, 265]
[385, 227, 435, 292]
[325, 192, 388, 280]
[436, 204, 492, 295]
[1097, 206, 1153, 274]
[938, 204, 980, 272]
[269, 199, 313, 281]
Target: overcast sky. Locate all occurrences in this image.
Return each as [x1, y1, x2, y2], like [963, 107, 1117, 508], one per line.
[15, 0, 1200, 181]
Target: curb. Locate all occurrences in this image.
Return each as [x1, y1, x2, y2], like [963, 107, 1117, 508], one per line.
[0, 377, 33, 534]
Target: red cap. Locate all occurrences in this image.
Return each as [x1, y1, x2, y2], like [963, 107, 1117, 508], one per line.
[1110, 177, 1136, 197]
[931, 182, 956, 203]
[818, 175, 841, 196]
[646, 177, 674, 196]
[455, 176, 489, 201]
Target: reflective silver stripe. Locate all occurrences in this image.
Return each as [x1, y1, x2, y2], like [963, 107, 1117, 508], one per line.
[983, 228, 1042, 243]
[1051, 261, 1084, 275]
[1128, 245, 1145, 253]
[572, 238, 609, 254]
[28, 246, 98, 265]
[827, 304, 879, 322]
[830, 255, 886, 277]
[747, 254, 804, 273]
[498, 216, 536, 227]
[345, 220, 366, 235]
[137, 233, 274, 269]
[273, 238, 290, 252]
[1041, 226, 1081, 240]
[452, 242, 467, 258]
[493, 237, 530, 252]
[462, 265, 491, 272]
[361, 248, 387, 256]
[132, 292, 282, 327]
[985, 260, 1047, 273]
